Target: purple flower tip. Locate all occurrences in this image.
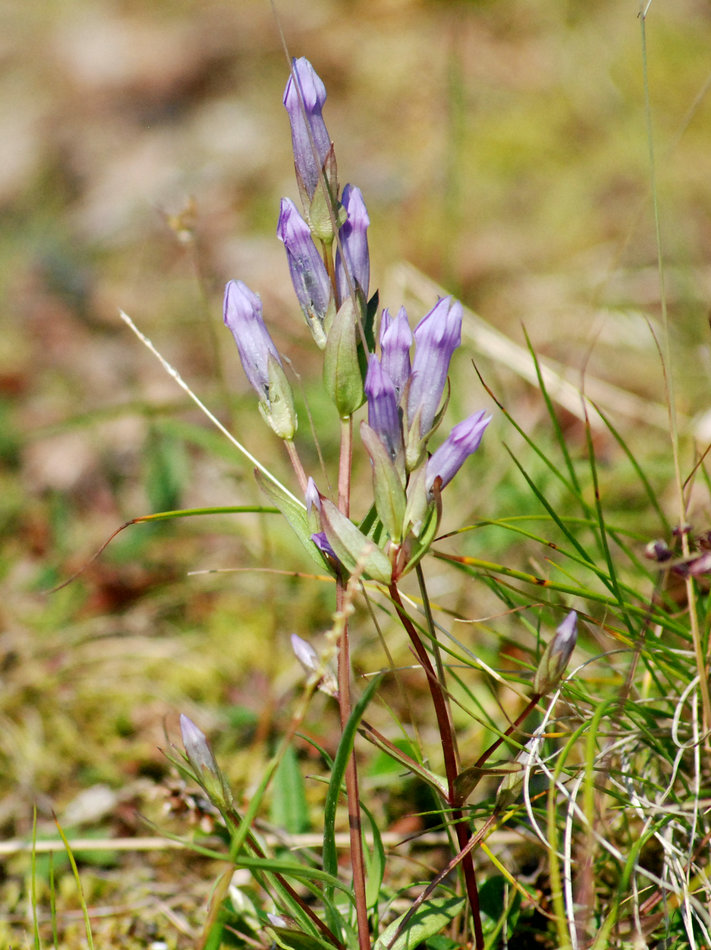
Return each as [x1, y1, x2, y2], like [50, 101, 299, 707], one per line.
[277, 198, 331, 343]
[365, 355, 402, 461]
[380, 306, 412, 400]
[426, 410, 492, 492]
[553, 610, 578, 664]
[283, 58, 332, 200]
[335, 184, 370, 306]
[223, 279, 281, 398]
[408, 297, 463, 436]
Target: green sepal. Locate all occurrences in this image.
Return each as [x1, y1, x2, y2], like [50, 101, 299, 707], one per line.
[323, 297, 365, 418]
[360, 421, 406, 543]
[357, 289, 379, 377]
[399, 473, 441, 577]
[319, 497, 392, 584]
[258, 353, 297, 441]
[306, 147, 342, 244]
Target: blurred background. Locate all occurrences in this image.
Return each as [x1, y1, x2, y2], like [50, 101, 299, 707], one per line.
[2, 0, 711, 944]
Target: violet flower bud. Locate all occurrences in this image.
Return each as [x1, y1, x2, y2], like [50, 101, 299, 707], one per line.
[223, 280, 281, 398]
[283, 57, 332, 200]
[179, 714, 232, 809]
[311, 530, 341, 569]
[426, 410, 491, 493]
[223, 279, 297, 441]
[290, 634, 338, 697]
[305, 476, 321, 529]
[277, 198, 333, 348]
[364, 355, 404, 467]
[380, 307, 412, 401]
[180, 714, 219, 778]
[533, 610, 578, 694]
[335, 184, 370, 307]
[407, 297, 462, 438]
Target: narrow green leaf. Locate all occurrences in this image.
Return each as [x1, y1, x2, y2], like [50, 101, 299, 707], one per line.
[271, 745, 310, 835]
[268, 924, 336, 950]
[360, 802, 386, 912]
[373, 896, 464, 950]
[323, 675, 383, 881]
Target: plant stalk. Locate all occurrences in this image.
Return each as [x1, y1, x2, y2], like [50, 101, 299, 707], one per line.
[389, 582, 484, 949]
[337, 414, 370, 950]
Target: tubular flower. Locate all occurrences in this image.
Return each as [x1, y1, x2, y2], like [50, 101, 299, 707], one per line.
[223, 280, 281, 397]
[426, 410, 491, 493]
[407, 297, 462, 438]
[277, 198, 333, 347]
[379, 306, 412, 401]
[223, 280, 297, 439]
[364, 355, 403, 465]
[335, 184, 370, 307]
[283, 57, 332, 200]
[180, 714, 219, 779]
[534, 610, 578, 694]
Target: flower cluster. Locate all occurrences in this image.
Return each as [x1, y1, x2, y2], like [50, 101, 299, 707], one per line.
[223, 57, 491, 584]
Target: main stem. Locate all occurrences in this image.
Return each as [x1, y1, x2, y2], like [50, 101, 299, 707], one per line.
[337, 416, 370, 950]
[389, 583, 484, 950]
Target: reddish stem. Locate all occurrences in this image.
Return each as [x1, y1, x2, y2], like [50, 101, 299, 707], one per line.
[389, 583, 484, 949]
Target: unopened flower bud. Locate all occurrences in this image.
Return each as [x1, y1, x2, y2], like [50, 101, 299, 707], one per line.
[290, 634, 338, 697]
[223, 280, 297, 440]
[364, 355, 404, 469]
[305, 476, 322, 533]
[277, 198, 333, 348]
[335, 184, 370, 307]
[283, 57, 332, 201]
[380, 306, 412, 401]
[180, 714, 218, 777]
[179, 714, 232, 809]
[533, 610, 578, 694]
[407, 297, 462, 439]
[425, 411, 491, 494]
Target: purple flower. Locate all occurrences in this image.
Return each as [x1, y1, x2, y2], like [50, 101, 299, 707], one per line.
[533, 610, 579, 694]
[335, 184, 370, 306]
[551, 611, 578, 670]
[283, 57, 332, 200]
[223, 280, 281, 398]
[426, 410, 491, 492]
[407, 297, 462, 437]
[290, 634, 338, 697]
[365, 355, 403, 463]
[180, 714, 219, 777]
[311, 530, 343, 577]
[305, 476, 321, 516]
[277, 198, 333, 346]
[380, 307, 412, 400]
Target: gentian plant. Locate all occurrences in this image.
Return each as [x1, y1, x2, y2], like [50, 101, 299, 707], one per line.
[167, 56, 580, 950]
